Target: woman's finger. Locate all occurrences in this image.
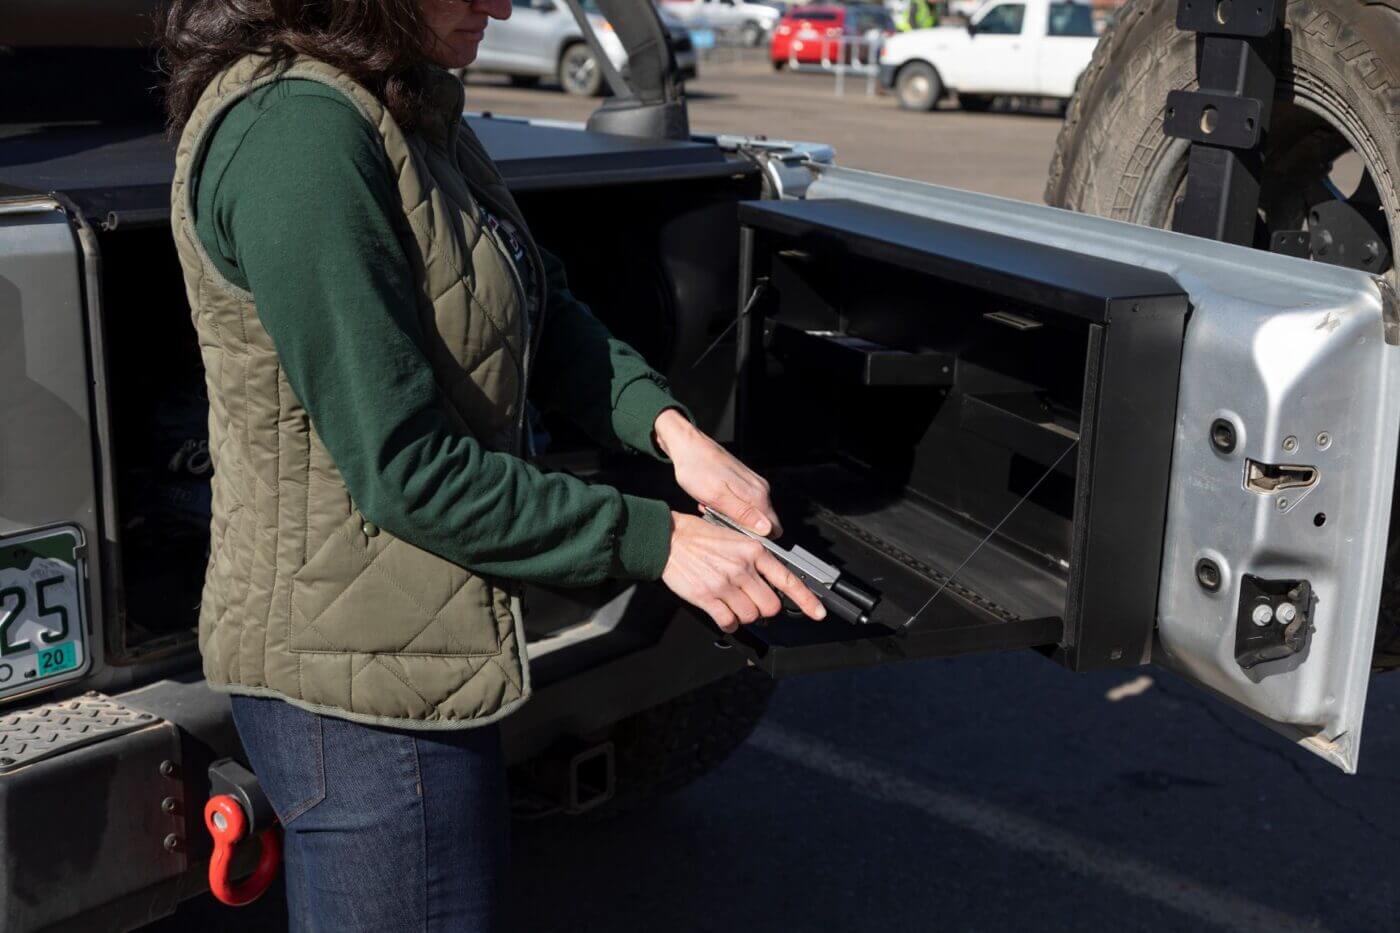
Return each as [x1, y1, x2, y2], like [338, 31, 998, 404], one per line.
[720, 586, 762, 625]
[711, 478, 781, 538]
[702, 598, 738, 633]
[736, 569, 783, 619]
[756, 552, 826, 620]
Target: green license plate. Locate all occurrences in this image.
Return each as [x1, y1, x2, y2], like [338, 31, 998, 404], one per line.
[0, 527, 89, 699]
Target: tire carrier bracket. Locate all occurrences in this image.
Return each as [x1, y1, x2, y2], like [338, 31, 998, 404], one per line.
[1163, 0, 1284, 244]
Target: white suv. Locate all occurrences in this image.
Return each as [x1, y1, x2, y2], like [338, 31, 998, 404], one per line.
[662, 0, 780, 46]
[473, 0, 699, 95]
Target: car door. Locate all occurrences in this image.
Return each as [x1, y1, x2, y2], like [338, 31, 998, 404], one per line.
[1039, 2, 1097, 96]
[475, 0, 561, 74]
[712, 164, 1399, 774]
[958, 1, 1036, 93]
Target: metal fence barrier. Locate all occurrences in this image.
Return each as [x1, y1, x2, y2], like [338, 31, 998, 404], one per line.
[787, 35, 882, 96]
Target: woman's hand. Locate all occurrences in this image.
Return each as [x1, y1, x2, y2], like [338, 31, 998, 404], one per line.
[661, 513, 826, 631]
[653, 408, 783, 537]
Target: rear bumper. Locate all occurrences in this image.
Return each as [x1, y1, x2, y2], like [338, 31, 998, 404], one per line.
[0, 595, 738, 928]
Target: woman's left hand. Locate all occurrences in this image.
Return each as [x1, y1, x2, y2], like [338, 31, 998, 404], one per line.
[653, 408, 783, 537]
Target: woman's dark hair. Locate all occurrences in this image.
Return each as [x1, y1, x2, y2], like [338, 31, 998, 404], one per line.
[158, 0, 432, 136]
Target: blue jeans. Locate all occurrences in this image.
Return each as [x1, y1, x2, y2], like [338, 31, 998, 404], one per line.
[230, 695, 507, 932]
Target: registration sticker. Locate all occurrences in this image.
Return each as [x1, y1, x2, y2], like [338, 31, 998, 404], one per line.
[0, 526, 89, 700]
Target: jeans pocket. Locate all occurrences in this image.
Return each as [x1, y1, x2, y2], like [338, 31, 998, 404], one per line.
[230, 695, 328, 826]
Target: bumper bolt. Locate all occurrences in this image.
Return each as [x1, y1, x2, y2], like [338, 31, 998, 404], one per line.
[1251, 604, 1275, 626]
[1283, 435, 1298, 453]
[161, 797, 180, 815]
[1276, 602, 1298, 625]
[163, 833, 184, 853]
[159, 760, 178, 778]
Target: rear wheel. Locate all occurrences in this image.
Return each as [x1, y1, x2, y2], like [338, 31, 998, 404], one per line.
[895, 61, 942, 111]
[559, 42, 605, 97]
[1046, 0, 1400, 665]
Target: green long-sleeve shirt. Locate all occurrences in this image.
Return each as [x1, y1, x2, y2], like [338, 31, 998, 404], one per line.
[191, 79, 681, 586]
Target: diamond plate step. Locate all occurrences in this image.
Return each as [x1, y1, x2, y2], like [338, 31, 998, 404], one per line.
[0, 694, 161, 773]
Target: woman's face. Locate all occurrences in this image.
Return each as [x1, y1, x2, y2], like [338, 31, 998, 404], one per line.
[420, 0, 513, 69]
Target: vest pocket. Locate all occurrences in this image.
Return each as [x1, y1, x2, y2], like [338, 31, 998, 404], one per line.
[290, 511, 507, 657]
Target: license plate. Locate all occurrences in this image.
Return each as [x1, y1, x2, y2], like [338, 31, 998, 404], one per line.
[691, 28, 716, 50]
[0, 526, 89, 700]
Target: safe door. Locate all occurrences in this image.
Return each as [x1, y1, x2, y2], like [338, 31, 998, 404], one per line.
[722, 196, 1188, 677]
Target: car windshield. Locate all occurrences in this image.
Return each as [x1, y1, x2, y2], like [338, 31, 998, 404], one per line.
[1047, 2, 1096, 36]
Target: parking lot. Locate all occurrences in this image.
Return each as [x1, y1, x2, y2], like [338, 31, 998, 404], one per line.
[166, 51, 1400, 933]
[464, 49, 1065, 202]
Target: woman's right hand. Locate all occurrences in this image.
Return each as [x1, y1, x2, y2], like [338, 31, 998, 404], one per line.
[660, 512, 827, 632]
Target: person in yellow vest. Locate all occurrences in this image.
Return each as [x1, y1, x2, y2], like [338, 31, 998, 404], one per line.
[896, 0, 939, 30]
[159, 0, 825, 928]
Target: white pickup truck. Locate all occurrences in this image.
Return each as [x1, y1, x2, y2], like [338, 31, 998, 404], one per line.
[878, 0, 1098, 111]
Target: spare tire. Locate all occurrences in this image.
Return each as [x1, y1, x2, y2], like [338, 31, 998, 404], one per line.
[1045, 0, 1399, 269]
[1047, 0, 1400, 666]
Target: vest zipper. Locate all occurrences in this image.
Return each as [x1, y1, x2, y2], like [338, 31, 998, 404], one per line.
[477, 212, 534, 455]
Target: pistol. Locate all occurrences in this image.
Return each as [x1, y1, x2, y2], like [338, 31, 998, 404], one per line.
[700, 506, 879, 625]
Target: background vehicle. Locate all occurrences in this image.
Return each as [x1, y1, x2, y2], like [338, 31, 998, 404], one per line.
[770, 4, 895, 68]
[879, 0, 1097, 110]
[3, 0, 1400, 928]
[663, 0, 780, 46]
[472, 0, 698, 95]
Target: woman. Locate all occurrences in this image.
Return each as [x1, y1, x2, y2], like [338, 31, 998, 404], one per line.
[159, 0, 824, 928]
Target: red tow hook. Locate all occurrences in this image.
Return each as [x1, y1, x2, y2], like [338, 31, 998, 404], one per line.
[205, 758, 282, 906]
[205, 795, 281, 906]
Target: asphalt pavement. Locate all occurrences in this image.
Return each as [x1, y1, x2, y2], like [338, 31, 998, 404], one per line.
[159, 51, 1400, 933]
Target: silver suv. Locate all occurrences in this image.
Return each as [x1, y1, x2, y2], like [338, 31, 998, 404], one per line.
[472, 0, 699, 95]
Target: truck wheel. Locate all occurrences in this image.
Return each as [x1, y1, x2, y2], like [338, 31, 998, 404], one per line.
[742, 21, 767, 47]
[958, 94, 993, 112]
[1045, 0, 1399, 267]
[895, 61, 942, 111]
[559, 42, 605, 97]
[1047, 0, 1400, 667]
[589, 668, 776, 819]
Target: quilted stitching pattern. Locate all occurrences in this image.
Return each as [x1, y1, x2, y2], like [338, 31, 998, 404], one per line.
[170, 54, 533, 726]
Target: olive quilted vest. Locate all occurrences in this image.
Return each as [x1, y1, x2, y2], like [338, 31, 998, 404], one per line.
[170, 54, 545, 728]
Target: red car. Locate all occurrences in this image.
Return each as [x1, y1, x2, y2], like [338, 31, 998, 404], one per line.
[770, 4, 894, 68]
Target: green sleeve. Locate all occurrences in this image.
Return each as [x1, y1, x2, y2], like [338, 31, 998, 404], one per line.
[196, 85, 671, 585]
[530, 248, 693, 460]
